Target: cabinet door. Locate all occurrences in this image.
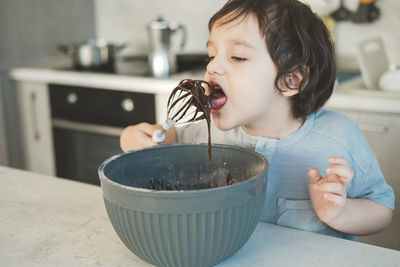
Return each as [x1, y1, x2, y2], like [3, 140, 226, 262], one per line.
[330, 109, 400, 250]
[16, 82, 55, 176]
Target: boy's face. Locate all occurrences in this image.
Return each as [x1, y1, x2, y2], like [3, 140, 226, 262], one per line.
[204, 14, 295, 135]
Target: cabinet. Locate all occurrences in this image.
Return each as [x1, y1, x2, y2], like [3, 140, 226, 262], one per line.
[16, 82, 55, 176]
[328, 108, 400, 250]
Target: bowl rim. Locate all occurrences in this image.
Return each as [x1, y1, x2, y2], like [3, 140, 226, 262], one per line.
[98, 143, 269, 195]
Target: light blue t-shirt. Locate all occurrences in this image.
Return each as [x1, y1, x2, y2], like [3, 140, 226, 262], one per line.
[176, 109, 395, 239]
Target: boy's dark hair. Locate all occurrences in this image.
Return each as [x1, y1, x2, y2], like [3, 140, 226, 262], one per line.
[208, 0, 336, 119]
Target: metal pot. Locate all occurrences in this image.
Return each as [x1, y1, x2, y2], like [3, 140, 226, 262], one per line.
[59, 39, 126, 71]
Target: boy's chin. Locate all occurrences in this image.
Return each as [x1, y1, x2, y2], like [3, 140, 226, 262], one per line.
[212, 114, 237, 131]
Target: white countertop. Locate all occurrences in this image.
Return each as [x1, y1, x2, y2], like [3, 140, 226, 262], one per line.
[9, 67, 183, 96]
[8, 56, 204, 96]
[8, 56, 400, 114]
[1, 165, 399, 266]
[326, 76, 400, 114]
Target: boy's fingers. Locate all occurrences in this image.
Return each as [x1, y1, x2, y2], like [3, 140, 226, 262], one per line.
[328, 156, 350, 167]
[326, 165, 354, 185]
[120, 123, 161, 152]
[139, 123, 162, 136]
[308, 167, 323, 185]
[139, 138, 158, 148]
[317, 182, 344, 195]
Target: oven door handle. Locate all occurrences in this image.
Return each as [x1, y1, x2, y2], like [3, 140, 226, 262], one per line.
[30, 92, 41, 141]
[52, 119, 124, 137]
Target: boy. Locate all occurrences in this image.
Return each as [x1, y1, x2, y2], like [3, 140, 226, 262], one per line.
[120, 0, 394, 239]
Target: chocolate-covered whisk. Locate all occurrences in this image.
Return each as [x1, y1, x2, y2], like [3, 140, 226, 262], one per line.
[152, 79, 215, 142]
[152, 79, 219, 162]
[167, 79, 214, 122]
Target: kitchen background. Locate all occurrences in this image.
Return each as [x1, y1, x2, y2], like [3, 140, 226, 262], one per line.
[0, 0, 399, 250]
[2, 0, 400, 165]
[94, 0, 400, 65]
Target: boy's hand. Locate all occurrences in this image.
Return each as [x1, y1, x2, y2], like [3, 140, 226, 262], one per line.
[308, 157, 354, 224]
[120, 122, 177, 152]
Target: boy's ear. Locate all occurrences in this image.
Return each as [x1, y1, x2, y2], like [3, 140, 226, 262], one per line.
[279, 71, 303, 97]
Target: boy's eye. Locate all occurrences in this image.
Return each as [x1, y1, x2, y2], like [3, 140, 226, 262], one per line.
[207, 56, 215, 62]
[231, 56, 247, 62]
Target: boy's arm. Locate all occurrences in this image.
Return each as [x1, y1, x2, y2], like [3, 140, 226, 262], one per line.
[325, 197, 392, 235]
[308, 157, 393, 235]
[120, 122, 178, 152]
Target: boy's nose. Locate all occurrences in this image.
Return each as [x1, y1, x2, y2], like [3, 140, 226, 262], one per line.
[206, 57, 225, 76]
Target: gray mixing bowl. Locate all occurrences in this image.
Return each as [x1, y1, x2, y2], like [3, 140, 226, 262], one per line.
[98, 144, 268, 267]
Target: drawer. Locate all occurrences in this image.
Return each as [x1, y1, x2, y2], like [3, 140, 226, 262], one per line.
[49, 84, 155, 127]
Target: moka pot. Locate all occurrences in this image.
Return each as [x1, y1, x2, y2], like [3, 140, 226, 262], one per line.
[147, 17, 186, 78]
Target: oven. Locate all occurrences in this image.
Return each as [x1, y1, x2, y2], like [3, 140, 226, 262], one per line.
[49, 84, 155, 185]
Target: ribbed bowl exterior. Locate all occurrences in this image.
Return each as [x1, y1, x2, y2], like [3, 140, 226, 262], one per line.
[99, 144, 268, 267]
[103, 193, 265, 267]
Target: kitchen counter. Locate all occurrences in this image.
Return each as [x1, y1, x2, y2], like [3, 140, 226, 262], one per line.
[326, 76, 400, 114]
[1, 165, 399, 266]
[8, 56, 204, 96]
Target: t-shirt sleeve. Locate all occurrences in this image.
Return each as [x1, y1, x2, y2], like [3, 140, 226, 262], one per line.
[349, 158, 395, 210]
[346, 124, 395, 210]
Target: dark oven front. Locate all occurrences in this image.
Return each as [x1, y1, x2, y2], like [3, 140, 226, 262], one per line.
[49, 84, 155, 185]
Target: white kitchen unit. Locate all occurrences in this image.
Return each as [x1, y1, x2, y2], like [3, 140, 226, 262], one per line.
[0, 75, 8, 166]
[15, 81, 56, 176]
[325, 76, 400, 250]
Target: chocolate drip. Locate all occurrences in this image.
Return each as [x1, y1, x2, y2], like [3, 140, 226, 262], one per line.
[167, 79, 215, 163]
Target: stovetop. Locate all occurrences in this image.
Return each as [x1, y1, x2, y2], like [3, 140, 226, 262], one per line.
[57, 54, 209, 78]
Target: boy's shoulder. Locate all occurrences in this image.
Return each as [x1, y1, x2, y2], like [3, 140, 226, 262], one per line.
[309, 109, 365, 150]
[310, 109, 374, 173]
[312, 109, 358, 134]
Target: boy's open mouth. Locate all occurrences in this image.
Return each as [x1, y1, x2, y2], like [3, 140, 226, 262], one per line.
[210, 84, 227, 112]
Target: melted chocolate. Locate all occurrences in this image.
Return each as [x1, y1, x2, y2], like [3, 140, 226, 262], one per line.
[147, 172, 235, 191]
[167, 79, 216, 162]
[148, 80, 235, 191]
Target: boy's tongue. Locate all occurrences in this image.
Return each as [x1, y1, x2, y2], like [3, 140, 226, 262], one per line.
[211, 93, 227, 110]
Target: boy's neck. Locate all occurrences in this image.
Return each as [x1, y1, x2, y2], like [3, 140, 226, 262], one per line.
[242, 114, 305, 140]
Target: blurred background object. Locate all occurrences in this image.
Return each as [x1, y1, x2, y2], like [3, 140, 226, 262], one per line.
[299, 0, 340, 39]
[356, 37, 389, 89]
[147, 17, 186, 78]
[352, 0, 381, 23]
[331, 0, 353, 21]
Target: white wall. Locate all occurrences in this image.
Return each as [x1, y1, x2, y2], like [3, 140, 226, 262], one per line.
[95, 0, 400, 67]
[94, 0, 225, 55]
[0, 0, 96, 69]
